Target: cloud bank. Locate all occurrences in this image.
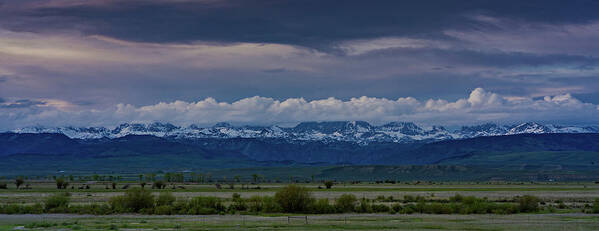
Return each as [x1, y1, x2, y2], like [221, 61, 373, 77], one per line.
[1, 88, 597, 130]
[1, 1, 599, 126]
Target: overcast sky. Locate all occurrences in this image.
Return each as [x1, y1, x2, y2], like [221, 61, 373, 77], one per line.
[1, 0, 599, 129]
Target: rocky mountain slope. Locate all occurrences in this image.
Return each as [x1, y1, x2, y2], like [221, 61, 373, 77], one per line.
[10, 121, 599, 144]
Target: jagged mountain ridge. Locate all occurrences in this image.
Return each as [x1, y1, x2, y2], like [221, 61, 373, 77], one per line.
[11, 121, 599, 144]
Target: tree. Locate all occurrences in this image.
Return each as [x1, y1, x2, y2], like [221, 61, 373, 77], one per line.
[45, 193, 71, 211]
[156, 192, 176, 206]
[190, 172, 196, 182]
[274, 185, 314, 213]
[56, 178, 68, 189]
[15, 177, 24, 189]
[518, 195, 541, 212]
[153, 180, 166, 189]
[252, 174, 259, 183]
[335, 194, 357, 212]
[138, 174, 144, 182]
[109, 188, 154, 213]
[234, 175, 241, 182]
[324, 181, 334, 189]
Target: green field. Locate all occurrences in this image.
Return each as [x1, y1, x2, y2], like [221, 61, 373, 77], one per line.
[1, 213, 599, 231]
[1, 180, 599, 230]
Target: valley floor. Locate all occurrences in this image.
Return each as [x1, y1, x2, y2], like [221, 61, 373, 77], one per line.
[1, 213, 599, 230]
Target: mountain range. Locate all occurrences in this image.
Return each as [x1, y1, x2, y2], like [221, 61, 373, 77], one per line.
[2, 120, 599, 177]
[10, 121, 599, 144]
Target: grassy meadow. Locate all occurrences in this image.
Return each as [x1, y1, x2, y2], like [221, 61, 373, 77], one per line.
[1, 179, 599, 230]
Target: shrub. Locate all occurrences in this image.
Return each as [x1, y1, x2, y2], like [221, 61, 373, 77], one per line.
[335, 194, 357, 212]
[274, 185, 314, 213]
[154, 205, 174, 215]
[15, 178, 24, 189]
[558, 201, 567, 209]
[153, 181, 166, 189]
[261, 196, 282, 213]
[55, 178, 69, 189]
[156, 192, 176, 206]
[109, 196, 127, 213]
[0, 183, 7, 189]
[518, 195, 541, 212]
[401, 205, 416, 214]
[68, 204, 112, 215]
[391, 203, 403, 213]
[593, 198, 599, 213]
[371, 204, 391, 213]
[188, 196, 224, 214]
[109, 188, 154, 213]
[229, 193, 247, 212]
[310, 198, 335, 214]
[422, 203, 451, 214]
[449, 194, 464, 202]
[355, 198, 373, 213]
[324, 181, 334, 189]
[247, 195, 262, 213]
[45, 193, 70, 211]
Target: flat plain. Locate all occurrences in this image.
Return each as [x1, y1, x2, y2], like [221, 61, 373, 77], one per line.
[1, 181, 599, 230]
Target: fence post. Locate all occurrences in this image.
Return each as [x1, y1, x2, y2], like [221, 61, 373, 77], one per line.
[288, 216, 290, 224]
[305, 216, 308, 224]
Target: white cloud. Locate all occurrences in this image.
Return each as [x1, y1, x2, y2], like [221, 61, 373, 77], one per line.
[0, 29, 329, 73]
[337, 37, 452, 55]
[1, 88, 598, 130]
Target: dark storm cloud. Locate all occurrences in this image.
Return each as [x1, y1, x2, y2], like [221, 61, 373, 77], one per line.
[1, 0, 599, 129]
[2, 0, 599, 49]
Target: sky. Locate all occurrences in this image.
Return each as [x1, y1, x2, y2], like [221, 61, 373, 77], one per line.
[1, 0, 599, 130]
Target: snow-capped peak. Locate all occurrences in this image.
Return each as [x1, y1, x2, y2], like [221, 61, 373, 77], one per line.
[9, 121, 599, 145]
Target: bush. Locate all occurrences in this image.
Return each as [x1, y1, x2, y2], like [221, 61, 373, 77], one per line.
[68, 204, 112, 215]
[371, 204, 391, 213]
[153, 181, 166, 189]
[391, 203, 403, 213]
[156, 192, 176, 206]
[45, 193, 70, 211]
[0, 183, 7, 189]
[355, 198, 373, 213]
[15, 178, 24, 189]
[55, 178, 68, 189]
[246, 195, 262, 213]
[593, 198, 599, 213]
[274, 185, 314, 213]
[324, 181, 334, 189]
[187, 196, 224, 214]
[449, 194, 464, 202]
[310, 198, 335, 214]
[335, 194, 357, 212]
[154, 205, 174, 215]
[229, 193, 247, 212]
[518, 195, 541, 212]
[261, 196, 282, 213]
[109, 188, 154, 213]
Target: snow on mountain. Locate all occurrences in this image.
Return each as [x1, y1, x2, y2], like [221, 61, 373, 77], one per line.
[506, 122, 552, 135]
[9, 121, 599, 144]
[458, 123, 508, 138]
